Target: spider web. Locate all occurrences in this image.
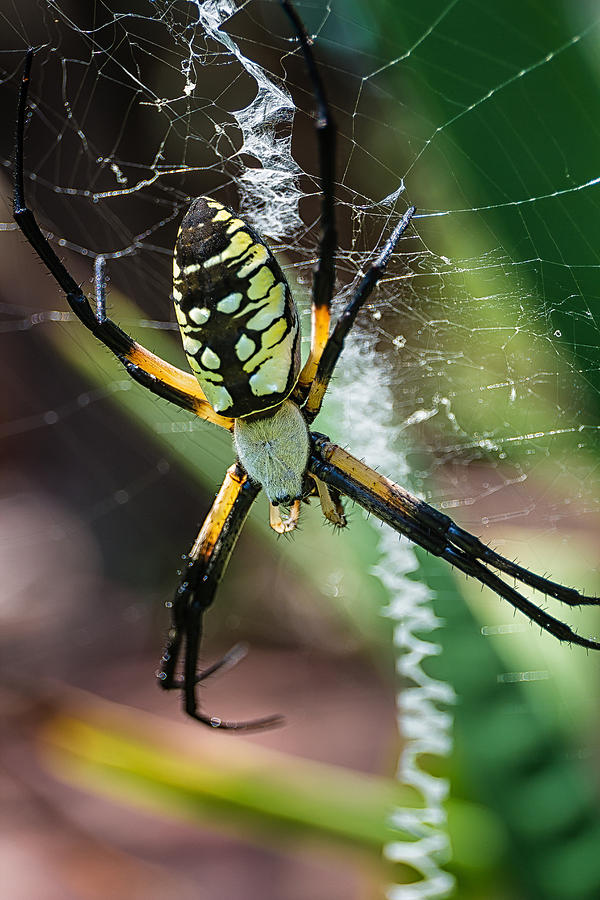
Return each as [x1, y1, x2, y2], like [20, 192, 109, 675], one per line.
[1, 1, 600, 897]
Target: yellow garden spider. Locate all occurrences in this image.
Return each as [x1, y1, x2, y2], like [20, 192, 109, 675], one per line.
[13, 0, 600, 731]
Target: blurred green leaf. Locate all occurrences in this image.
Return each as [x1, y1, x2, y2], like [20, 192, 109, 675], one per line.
[39, 689, 417, 854]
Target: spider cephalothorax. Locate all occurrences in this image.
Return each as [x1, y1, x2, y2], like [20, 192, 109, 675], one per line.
[12, 0, 600, 731]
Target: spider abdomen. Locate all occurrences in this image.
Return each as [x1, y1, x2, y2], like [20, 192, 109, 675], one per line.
[173, 197, 300, 417]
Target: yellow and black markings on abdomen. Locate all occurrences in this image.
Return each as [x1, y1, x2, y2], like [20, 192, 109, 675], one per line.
[173, 197, 300, 417]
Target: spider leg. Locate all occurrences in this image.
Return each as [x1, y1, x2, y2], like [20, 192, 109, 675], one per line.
[194, 642, 250, 682]
[444, 523, 600, 606]
[310, 474, 347, 527]
[280, 0, 337, 397]
[158, 463, 284, 731]
[13, 51, 232, 432]
[309, 436, 600, 648]
[303, 207, 416, 422]
[314, 438, 600, 606]
[440, 546, 600, 649]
